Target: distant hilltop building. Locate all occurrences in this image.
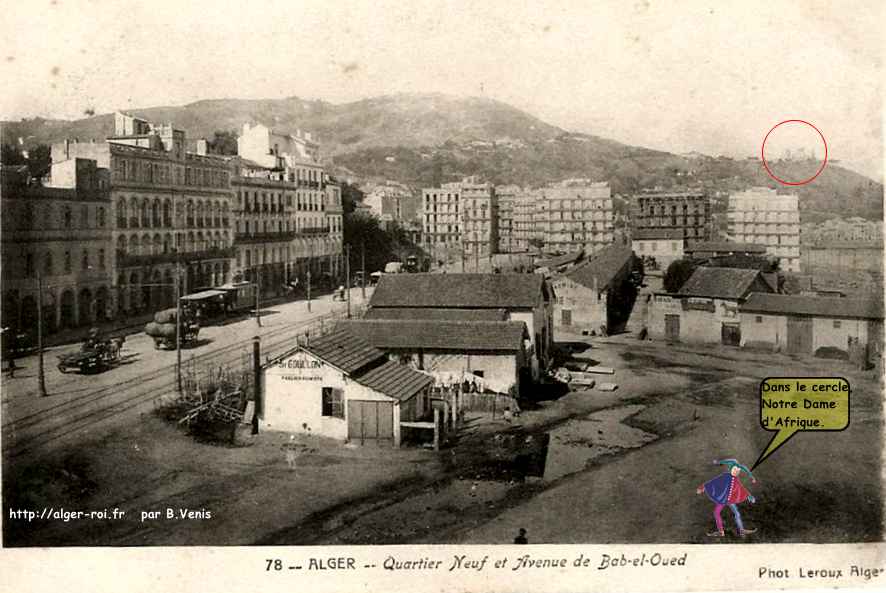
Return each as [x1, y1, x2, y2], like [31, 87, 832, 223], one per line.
[727, 187, 800, 272]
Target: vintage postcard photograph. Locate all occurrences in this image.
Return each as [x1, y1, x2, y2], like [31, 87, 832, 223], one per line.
[0, 1, 883, 591]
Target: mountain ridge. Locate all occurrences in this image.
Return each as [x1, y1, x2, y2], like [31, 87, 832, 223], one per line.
[2, 93, 882, 221]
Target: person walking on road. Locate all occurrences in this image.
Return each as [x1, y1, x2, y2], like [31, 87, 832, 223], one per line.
[514, 528, 528, 544]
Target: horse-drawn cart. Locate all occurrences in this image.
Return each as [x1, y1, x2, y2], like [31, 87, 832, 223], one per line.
[57, 334, 126, 374]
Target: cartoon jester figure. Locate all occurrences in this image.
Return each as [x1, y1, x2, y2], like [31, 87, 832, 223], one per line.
[696, 458, 758, 537]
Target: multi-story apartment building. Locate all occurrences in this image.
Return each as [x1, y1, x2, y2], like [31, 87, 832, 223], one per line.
[511, 190, 536, 253]
[727, 187, 800, 272]
[51, 112, 234, 317]
[1, 163, 114, 333]
[631, 189, 710, 245]
[494, 185, 521, 254]
[460, 177, 498, 258]
[364, 181, 418, 227]
[232, 123, 343, 295]
[422, 181, 462, 262]
[533, 180, 613, 255]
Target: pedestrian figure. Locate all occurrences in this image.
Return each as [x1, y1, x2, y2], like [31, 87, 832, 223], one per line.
[514, 528, 528, 544]
[697, 458, 758, 537]
[283, 435, 298, 471]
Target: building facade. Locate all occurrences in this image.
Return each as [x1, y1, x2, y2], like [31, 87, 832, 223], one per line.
[631, 189, 710, 246]
[533, 180, 613, 255]
[422, 182, 462, 263]
[231, 123, 343, 295]
[52, 112, 234, 318]
[631, 228, 685, 270]
[460, 177, 498, 259]
[727, 187, 800, 272]
[1, 163, 114, 333]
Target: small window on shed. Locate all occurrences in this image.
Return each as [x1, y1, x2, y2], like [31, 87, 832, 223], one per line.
[833, 320, 841, 329]
[472, 370, 485, 378]
[755, 316, 762, 323]
[321, 387, 344, 418]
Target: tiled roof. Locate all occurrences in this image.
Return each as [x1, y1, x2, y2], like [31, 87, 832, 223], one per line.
[677, 267, 763, 299]
[363, 307, 508, 321]
[741, 293, 884, 319]
[335, 319, 527, 352]
[301, 329, 384, 374]
[685, 242, 767, 254]
[631, 228, 685, 240]
[566, 244, 635, 292]
[355, 360, 434, 401]
[369, 273, 546, 309]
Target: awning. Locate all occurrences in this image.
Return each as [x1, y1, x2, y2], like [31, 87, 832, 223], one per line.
[181, 289, 227, 301]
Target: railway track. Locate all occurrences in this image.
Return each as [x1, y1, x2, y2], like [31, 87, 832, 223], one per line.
[2, 308, 351, 459]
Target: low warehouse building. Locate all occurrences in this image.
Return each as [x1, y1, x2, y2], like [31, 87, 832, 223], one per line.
[550, 244, 637, 335]
[335, 318, 529, 396]
[262, 329, 434, 447]
[367, 273, 554, 376]
[649, 266, 775, 345]
[739, 293, 884, 359]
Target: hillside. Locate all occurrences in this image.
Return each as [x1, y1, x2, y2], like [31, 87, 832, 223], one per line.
[2, 93, 563, 156]
[335, 142, 883, 221]
[2, 93, 882, 221]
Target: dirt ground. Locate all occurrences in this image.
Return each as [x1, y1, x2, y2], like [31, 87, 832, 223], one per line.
[3, 335, 882, 546]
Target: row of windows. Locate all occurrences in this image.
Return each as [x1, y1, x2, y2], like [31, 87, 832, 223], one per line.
[237, 189, 325, 212]
[113, 158, 229, 188]
[116, 196, 229, 229]
[23, 248, 106, 277]
[116, 231, 230, 256]
[236, 238, 338, 268]
[7, 201, 107, 231]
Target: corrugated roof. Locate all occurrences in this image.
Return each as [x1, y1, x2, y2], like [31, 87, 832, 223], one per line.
[369, 273, 546, 309]
[677, 267, 763, 299]
[741, 293, 884, 319]
[685, 242, 767, 254]
[632, 228, 685, 240]
[364, 307, 508, 321]
[355, 360, 434, 401]
[301, 329, 384, 374]
[566, 244, 635, 292]
[335, 319, 527, 351]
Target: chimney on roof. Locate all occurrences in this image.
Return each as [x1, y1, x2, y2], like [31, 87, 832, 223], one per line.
[196, 138, 208, 156]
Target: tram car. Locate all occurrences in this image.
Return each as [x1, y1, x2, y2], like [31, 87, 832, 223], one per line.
[216, 281, 258, 314]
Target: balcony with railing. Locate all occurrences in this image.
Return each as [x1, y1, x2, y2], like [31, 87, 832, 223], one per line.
[300, 226, 331, 235]
[117, 246, 235, 267]
[234, 231, 299, 244]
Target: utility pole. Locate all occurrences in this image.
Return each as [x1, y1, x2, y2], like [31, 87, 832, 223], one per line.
[175, 259, 182, 394]
[255, 266, 262, 327]
[345, 244, 351, 318]
[251, 335, 261, 435]
[36, 272, 47, 397]
[360, 240, 366, 300]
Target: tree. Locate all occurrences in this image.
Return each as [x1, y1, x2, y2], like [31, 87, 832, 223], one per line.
[1, 144, 26, 166]
[207, 130, 238, 156]
[529, 237, 545, 254]
[339, 182, 363, 215]
[663, 259, 699, 293]
[27, 144, 51, 178]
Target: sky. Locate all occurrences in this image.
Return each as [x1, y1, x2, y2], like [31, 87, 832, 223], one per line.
[2, 0, 882, 180]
